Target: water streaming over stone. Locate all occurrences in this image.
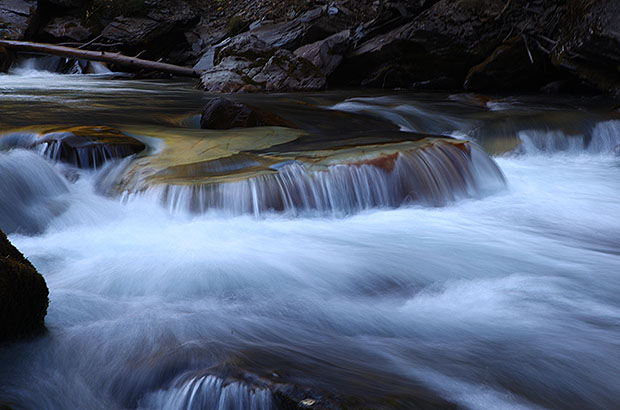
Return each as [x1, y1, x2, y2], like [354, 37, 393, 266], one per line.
[0, 149, 69, 234]
[139, 375, 273, 410]
[1, 71, 620, 410]
[132, 141, 505, 216]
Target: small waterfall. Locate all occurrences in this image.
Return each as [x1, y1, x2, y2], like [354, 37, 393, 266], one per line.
[328, 99, 467, 134]
[128, 141, 505, 216]
[138, 375, 272, 410]
[516, 120, 620, 155]
[0, 150, 69, 234]
[10, 55, 111, 75]
[38, 136, 138, 169]
[589, 120, 620, 153]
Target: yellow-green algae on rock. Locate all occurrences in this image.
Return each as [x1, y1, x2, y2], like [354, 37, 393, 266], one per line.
[111, 125, 504, 214]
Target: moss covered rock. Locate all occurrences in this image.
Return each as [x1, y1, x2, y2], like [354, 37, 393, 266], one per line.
[0, 229, 49, 342]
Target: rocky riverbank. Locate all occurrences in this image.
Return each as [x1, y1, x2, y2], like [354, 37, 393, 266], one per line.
[0, 229, 48, 342]
[1, 0, 619, 95]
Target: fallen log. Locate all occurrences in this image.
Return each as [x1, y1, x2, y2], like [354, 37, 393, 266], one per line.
[0, 39, 200, 78]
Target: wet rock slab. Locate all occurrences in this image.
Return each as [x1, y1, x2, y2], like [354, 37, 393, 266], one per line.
[33, 125, 146, 168]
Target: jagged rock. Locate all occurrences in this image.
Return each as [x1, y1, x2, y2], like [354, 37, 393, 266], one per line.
[253, 49, 326, 91]
[0, 0, 39, 40]
[213, 35, 274, 66]
[294, 29, 351, 76]
[353, 0, 437, 45]
[33, 126, 146, 168]
[0, 228, 49, 342]
[242, 6, 349, 51]
[40, 16, 92, 42]
[200, 36, 325, 93]
[194, 4, 354, 75]
[200, 67, 247, 93]
[200, 97, 296, 129]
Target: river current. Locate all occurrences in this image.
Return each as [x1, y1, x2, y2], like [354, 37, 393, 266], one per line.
[1, 68, 620, 410]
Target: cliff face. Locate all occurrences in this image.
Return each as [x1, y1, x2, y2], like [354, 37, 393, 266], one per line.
[0, 229, 49, 342]
[1, 0, 619, 96]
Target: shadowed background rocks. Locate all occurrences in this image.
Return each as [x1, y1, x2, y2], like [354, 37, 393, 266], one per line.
[1, 0, 619, 95]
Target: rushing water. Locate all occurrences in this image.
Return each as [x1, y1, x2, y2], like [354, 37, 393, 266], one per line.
[1, 66, 620, 410]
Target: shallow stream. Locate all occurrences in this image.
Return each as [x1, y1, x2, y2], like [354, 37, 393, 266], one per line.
[1, 67, 620, 410]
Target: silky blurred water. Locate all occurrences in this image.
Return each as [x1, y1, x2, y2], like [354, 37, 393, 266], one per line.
[1, 70, 620, 410]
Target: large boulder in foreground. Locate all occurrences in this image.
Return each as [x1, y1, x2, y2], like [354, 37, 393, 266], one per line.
[0, 229, 48, 342]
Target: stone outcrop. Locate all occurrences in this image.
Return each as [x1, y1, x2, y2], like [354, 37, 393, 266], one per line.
[0, 229, 49, 342]
[0, 0, 38, 40]
[293, 29, 351, 77]
[199, 35, 325, 93]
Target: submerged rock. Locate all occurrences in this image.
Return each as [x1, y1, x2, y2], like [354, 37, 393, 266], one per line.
[34, 126, 146, 169]
[200, 97, 296, 129]
[0, 228, 49, 342]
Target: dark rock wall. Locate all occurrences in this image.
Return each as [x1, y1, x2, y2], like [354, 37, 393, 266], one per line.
[1, 0, 619, 95]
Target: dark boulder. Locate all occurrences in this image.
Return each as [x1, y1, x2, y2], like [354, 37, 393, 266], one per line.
[465, 36, 557, 92]
[200, 97, 296, 129]
[551, 0, 620, 96]
[97, 0, 200, 65]
[0, 229, 49, 342]
[101, 17, 163, 47]
[331, 0, 506, 88]
[44, 0, 82, 8]
[39, 16, 92, 43]
[34, 126, 146, 169]
[0, 46, 12, 72]
[0, 0, 39, 40]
